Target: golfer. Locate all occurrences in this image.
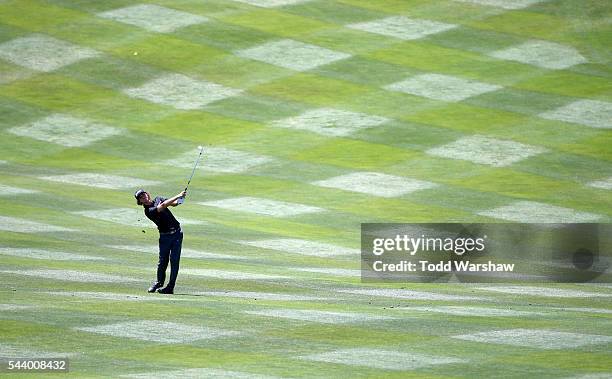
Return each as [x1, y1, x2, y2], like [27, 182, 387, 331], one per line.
[134, 189, 186, 294]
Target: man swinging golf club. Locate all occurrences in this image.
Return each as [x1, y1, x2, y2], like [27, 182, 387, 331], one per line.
[135, 146, 204, 294]
[135, 189, 186, 294]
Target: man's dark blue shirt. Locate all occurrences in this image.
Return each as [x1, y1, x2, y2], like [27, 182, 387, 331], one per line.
[143, 196, 180, 233]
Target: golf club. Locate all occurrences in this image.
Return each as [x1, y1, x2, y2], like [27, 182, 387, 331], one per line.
[177, 145, 204, 204]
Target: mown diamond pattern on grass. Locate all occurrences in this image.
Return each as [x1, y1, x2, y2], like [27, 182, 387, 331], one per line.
[2, 269, 139, 282]
[123, 368, 281, 379]
[246, 309, 394, 324]
[477, 201, 602, 222]
[290, 267, 360, 277]
[199, 291, 326, 301]
[406, 306, 542, 317]
[271, 108, 389, 137]
[588, 177, 612, 190]
[313, 172, 437, 197]
[539, 100, 612, 129]
[182, 269, 288, 280]
[0, 248, 104, 261]
[198, 197, 324, 217]
[0, 343, 76, 359]
[236, 39, 350, 71]
[73, 208, 205, 227]
[476, 286, 612, 298]
[489, 40, 587, 69]
[8, 114, 122, 147]
[98, 4, 208, 33]
[0, 185, 38, 195]
[76, 320, 239, 343]
[385, 73, 502, 102]
[107, 245, 243, 260]
[348, 16, 457, 40]
[301, 348, 464, 370]
[453, 329, 612, 349]
[124, 73, 242, 110]
[426, 135, 547, 167]
[0, 216, 74, 233]
[339, 288, 483, 301]
[238, 238, 358, 257]
[0, 34, 99, 72]
[230, 0, 310, 7]
[452, 0, 543, 10]
[164, 147, 273, 174]
[39, 173, 160, 190]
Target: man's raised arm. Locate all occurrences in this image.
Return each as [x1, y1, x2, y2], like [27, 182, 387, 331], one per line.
[156, 191, 187, 212]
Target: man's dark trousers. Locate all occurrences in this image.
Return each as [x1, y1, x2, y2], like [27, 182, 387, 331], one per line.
[157, 231, 182, 289]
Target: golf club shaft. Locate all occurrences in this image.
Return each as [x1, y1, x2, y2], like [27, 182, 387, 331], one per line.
[184, 147, 204, 192]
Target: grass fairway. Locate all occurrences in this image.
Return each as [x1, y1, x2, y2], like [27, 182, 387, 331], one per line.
[0, 0, 611, 377]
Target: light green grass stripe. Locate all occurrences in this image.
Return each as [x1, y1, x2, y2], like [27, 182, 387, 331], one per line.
[465, 8, 597, 44]
[218, 8, 336, 37]
[0, 74, 178, 129]
[0, 0, 89, 32]
[283, 0, 392, 25]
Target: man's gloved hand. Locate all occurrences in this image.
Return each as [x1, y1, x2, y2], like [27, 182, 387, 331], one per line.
[176, 190, 187, 205]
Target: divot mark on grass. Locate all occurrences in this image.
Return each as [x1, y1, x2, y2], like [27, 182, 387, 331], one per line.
[540, 100, 612, 129]
[489, 40, 587, 70]
[9, 114, 122, 147]
[271, 108, 389, 137]
[183, 269, 288, 280]
[238, 238, 357, 257]
[477, 201, 602, 222]
[476, 286, 612, 298]
[75, 321, 239, 343]
[236, 39, 350, 71]
[301, 348, 464, 370]
[98, 4, 208, 33]
[0, 184, 38, 195]
[452, 329, 612, 349]
[40, 173, 160, 190]
[0, 216, 74, 233]
[164, 147, 273, 174]
[1, 269, 139, 282]
[348, 16, 457, 40]
[73, 208, 205, 227]
[0, 247, 104, 261]
[339, 288, 484, 301]
[197, 291, 327, 301]
[124, 73, 242, 110]
[0, 34, 99, 72]
[452, 0, 542, 9]
[246, 309, 394, 324]
[426, 135, 547, 167]
[313, 172, 437, 197]
[199, 197, 324, 217]
[385, 73, 501, 102]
